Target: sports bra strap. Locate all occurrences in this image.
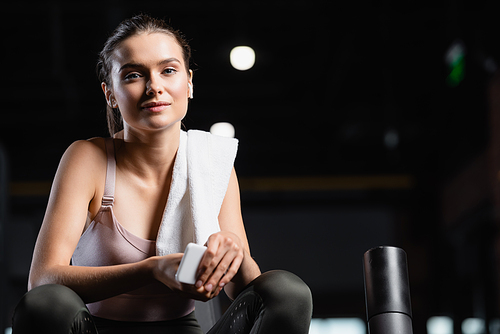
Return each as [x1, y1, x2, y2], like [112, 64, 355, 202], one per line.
[102, 138, 116, 207]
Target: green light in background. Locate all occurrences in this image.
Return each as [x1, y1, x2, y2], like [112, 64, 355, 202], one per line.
[446, 54, 465, 87]
[445, 40, 466, 87]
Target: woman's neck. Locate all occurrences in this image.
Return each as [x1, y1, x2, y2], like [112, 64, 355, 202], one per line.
[114, 124, 181, 186]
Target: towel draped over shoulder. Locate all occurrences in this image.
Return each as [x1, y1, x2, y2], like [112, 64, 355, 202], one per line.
[156, 130, 238, 256]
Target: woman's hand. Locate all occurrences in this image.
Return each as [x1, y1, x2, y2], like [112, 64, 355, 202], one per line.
[195, 231, 245, 296]
[153, 168, 260, 301]
[151, 252, 223, 301]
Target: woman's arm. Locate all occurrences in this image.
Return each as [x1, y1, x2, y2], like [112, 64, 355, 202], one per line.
[28, 140, 159, 303]
[195, 168, 261, 300]
[29, 139, 219, 303]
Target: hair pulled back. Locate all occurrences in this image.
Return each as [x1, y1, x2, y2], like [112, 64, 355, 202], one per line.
[97, 14, 192, 136]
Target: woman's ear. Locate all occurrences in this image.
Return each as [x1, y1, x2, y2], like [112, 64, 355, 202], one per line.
[188, 70, 194, 99]
[101, 82, 117, 108]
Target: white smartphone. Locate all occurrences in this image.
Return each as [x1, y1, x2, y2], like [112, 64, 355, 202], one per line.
[175, 243, 207, 284]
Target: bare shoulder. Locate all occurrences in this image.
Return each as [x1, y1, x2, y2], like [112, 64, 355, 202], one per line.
[58, 138, 106, 169]
[66, 137, 105, 157]
[51, 138, 107, 197]
[62, 137, 109, 173]
[44, 138, 110, 217]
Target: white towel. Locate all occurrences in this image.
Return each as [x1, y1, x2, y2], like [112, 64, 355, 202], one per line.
[156, 130, 238, 256]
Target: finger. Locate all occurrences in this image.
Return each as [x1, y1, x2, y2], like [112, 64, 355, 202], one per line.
[211, 286, 223, 298]
[217, 251, 244, 289]
[197, 234, 234, 283]
[179, 283, 212, 302]
[196, 233, 243, 290]
[195, 243, 222, 288]
[205, 252, 233, 288]
[205, 245, 243, 292]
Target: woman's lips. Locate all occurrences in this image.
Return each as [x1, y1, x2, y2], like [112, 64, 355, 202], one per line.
[141, 101, 171, 112]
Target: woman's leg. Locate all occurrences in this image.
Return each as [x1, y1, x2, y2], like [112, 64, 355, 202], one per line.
[12, 284, 97, 334]
[93, 312, 203, 334]
[208, 270, 313, 334]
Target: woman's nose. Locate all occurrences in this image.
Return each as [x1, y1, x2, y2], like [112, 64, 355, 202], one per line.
[146, 77, 163, 96]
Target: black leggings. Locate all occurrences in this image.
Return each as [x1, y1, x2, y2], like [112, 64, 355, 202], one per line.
[12, 270, 313, 334]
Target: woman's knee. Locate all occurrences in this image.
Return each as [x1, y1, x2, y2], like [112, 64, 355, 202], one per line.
[252, 270, 313, 314]
[12, 284, 96, 334]
[249, 270, 312, 333]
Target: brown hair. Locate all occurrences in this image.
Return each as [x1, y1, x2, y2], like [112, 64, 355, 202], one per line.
[97, 14, 192, 136]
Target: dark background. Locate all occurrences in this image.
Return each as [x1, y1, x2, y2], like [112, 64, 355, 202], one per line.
[2, 1, 500, 333]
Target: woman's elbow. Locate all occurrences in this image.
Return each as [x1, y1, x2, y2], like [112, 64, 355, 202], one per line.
[28, 270, 44, 291]
[27, 266, 55, 291]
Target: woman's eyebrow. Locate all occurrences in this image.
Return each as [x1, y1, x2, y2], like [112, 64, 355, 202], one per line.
[118, 58, 181, 73]
[118, 62, 144, 72]
[157, 57, 181, 66]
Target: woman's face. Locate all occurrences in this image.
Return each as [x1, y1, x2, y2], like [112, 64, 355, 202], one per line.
[104, 32, 192, 135]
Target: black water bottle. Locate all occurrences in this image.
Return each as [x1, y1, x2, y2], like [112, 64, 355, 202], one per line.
[363, 246, 413, 334]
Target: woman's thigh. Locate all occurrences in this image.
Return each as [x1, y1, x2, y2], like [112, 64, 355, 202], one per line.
[93, 313, 203, 334]
[208, 270, 313, 334]
[12, 284, 97, 334]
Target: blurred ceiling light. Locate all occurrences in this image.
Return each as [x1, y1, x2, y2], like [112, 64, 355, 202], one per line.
[384, 129, 399, 150]
[462, 318, 485, 334]
[427, 316, 453, 334]
[309, 318, 366, 334]
[490, 319, 500, 333]
[210, 122, 235, 138]
[230, 46, 255, 71]
[483, 56, 498, 74]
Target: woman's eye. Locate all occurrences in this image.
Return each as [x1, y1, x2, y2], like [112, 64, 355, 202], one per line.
[124, 73, 141, 80]
[163, 68, 177, 75]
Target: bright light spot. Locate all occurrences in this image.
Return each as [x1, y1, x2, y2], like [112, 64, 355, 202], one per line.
[444, 39, 466, 66]
[427, 316, 453, 334]
[484, 57, 498, 74]
[5, 328, 12, 334]
[210, 122, 235, 138]
[490, 319, 500, 333]
[309, 318, 366, 334]
[384, 129, 399, 149]
[462, 318, 486, 334]
[230, 46, 255, 71]
[444, 39, 466, 87]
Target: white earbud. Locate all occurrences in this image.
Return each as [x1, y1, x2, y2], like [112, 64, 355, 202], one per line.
[188, 83, 194, 99]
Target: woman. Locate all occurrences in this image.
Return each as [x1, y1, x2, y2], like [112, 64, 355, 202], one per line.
[13, 14, 312, 334]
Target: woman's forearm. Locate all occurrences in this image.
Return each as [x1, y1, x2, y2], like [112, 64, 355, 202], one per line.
[225, 249, 261, 300]
[29, 257, 157, 304]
